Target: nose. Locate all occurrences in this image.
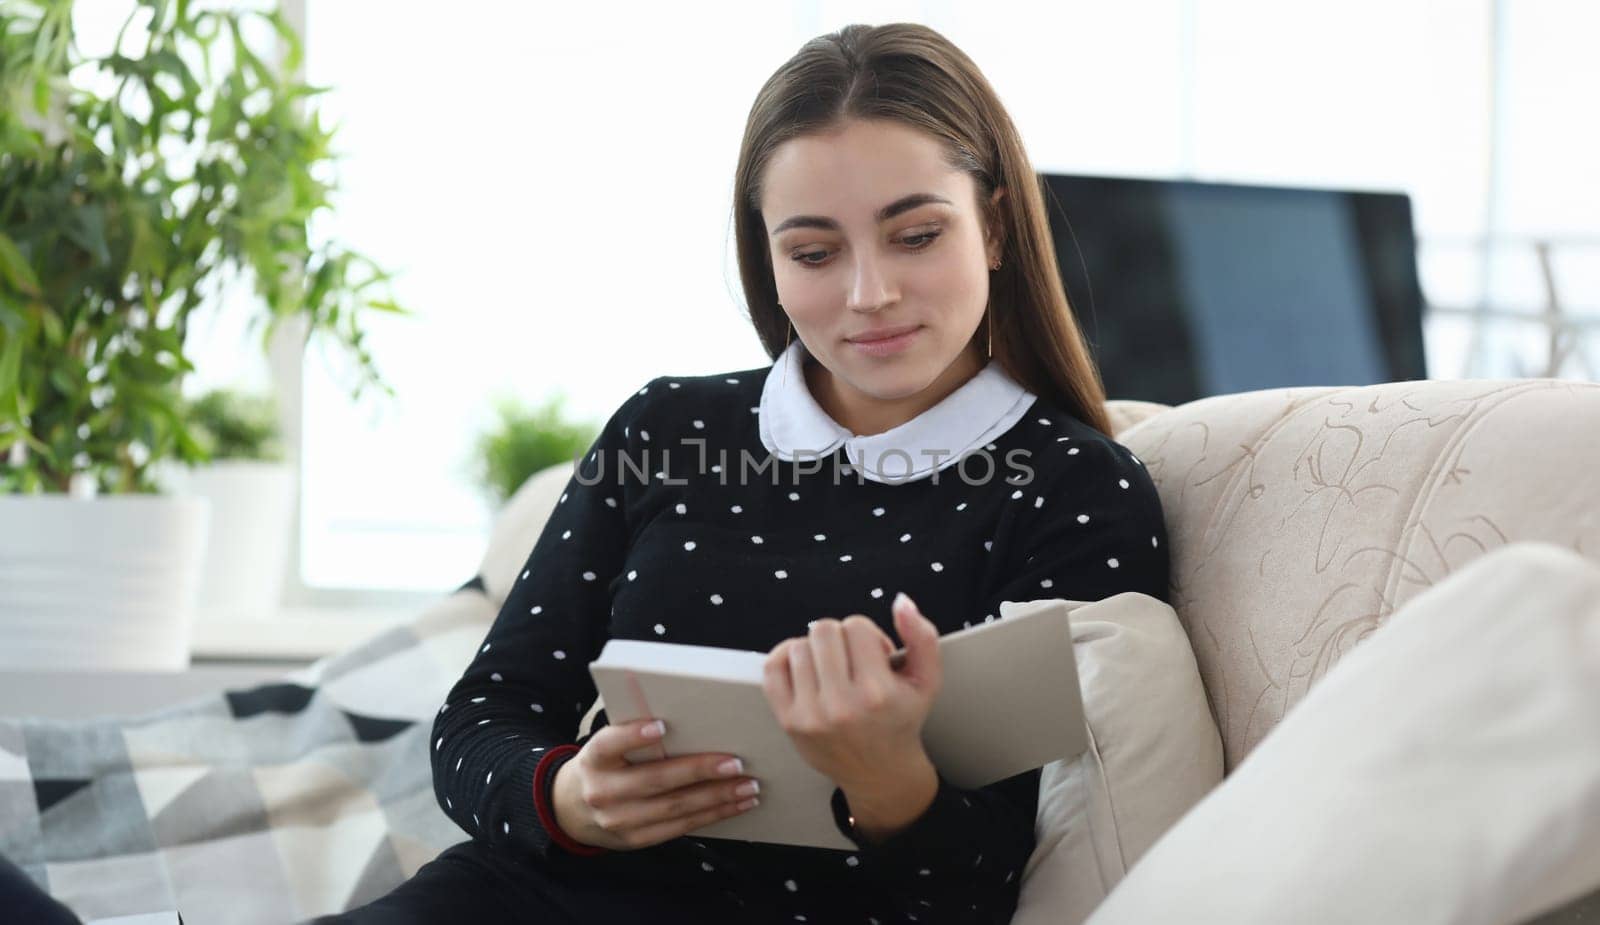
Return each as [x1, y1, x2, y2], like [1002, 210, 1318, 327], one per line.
[845, 249, 896, 313]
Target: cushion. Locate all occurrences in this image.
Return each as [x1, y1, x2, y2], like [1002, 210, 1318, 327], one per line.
[1085, 541, 1600, 925]
[1008, 591, 1224, 925]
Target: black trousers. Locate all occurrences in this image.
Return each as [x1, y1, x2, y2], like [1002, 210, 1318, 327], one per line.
[310, 839, 756, 925]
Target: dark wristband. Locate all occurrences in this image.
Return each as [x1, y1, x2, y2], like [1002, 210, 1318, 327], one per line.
[533, 744, 608, 857]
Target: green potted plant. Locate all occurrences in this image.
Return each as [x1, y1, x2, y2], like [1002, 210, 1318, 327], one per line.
[174, 387, 296, 621]
[470, 392, 598, 509]
[0, 1, 406, 670]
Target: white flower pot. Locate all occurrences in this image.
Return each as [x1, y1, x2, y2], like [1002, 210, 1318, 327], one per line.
[0, 494, 211, 671]
[175, 460, 297, 620]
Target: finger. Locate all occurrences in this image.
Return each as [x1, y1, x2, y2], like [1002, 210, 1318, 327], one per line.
[604, 771, 759, 835]
[807, 618, 853, 696]
[627, 787, 760, 849]
[763, 640, 795, 718]
[586, 717, 667, 767]
[788, 635, 819, 715]
[841, 615, 895, 689]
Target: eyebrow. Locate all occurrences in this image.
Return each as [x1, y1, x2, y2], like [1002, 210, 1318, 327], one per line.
[769, 192, 954, 236]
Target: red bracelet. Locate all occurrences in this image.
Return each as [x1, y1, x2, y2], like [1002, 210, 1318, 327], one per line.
[533, 744, 608, 857]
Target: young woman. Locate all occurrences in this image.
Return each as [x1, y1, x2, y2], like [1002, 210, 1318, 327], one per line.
[317, 21, 1170, 925]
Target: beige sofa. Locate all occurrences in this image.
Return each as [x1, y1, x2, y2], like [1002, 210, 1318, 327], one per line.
[1101, 377, 1600, 922]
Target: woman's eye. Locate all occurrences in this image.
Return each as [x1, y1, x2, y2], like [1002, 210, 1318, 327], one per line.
[790, 231, 941, 267]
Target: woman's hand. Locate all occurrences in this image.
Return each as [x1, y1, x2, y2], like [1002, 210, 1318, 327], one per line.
[761, 592, 944, 794]
[550, 717, 762, 851]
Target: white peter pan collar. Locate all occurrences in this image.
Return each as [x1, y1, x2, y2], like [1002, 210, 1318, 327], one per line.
[757, 337, 1037, 484]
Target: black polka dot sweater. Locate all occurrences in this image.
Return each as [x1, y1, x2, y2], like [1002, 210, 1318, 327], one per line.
[431, 342, 1171, 924]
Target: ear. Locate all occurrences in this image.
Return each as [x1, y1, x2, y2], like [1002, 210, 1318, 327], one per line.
[985, 186, 1008, 258]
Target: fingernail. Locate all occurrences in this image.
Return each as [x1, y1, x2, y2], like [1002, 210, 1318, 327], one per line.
[735, 780, 760, 798]
[717, 757, 743, 776]
[893, 591, 913, 611]
[643, 720, 665, 739]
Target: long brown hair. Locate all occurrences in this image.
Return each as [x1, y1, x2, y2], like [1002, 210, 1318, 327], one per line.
[732, 22, 1112, 436]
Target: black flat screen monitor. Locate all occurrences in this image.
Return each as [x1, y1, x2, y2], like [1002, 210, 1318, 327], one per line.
[1038, 174, 1427, 406]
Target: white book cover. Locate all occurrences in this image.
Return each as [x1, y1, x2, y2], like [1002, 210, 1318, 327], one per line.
[588, 599, 1086, 850]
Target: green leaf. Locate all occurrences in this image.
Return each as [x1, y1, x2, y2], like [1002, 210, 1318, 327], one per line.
[0, 233, 42, 297]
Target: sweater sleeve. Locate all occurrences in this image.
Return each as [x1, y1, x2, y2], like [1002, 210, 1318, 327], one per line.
[430, 375, 662, 861]
[826, 436, 1172, 923]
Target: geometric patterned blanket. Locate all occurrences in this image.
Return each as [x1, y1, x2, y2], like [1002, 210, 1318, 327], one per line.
[0, 582, 498, 924]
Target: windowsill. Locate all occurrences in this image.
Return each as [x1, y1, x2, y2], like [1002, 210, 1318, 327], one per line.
[189, 606, 414, 662]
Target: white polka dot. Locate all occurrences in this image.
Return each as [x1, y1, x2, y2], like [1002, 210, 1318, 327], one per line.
[623, 427, 629, 437]
[785, 880, 798, 892]
[1011, 489, 1023, 499]
[726, 377, 739, 384]
[1034, 496, 1045, 509]
[471, 696, 486, 703]
[435, 736, 443, 751]
[710, 594, 724, 605]
[473, 813, 479, 826]
[477, 718, 491, 725]
[693, 419, 704, 429]
[654, 471, 666, 479]
[481, 643, 492, 653]
[1119, 478, 1130, 489]
[531, 703, 544, 712]
[788, 492, 800, 501]
[839, 554, 852, 562]
[683, 541, 696, 551]
[553, 650, 567, 659]
[846, 855, 860, 867]
[1152, 536, 1159, 547]
[702, 861, 715, 872]
[711, 464, 722, 473]
[581, 571, 597, 581]
[1068, 447, 1080, 455]
[983, 540, 993, 551]
[486, 771, 493, 784]
[984, 614, 995, 623]
[872, 507, 885, 517]
[919, 868, 932, 876]
[560, 492, 568, 503]
[491, 672, 503, 682]
[986, 443, 997, 451]
[439, 703, 448, 713]
[1056, 436, 1071, 442]
[456, 757, 463, 770]
[561, 529, 571, 540]
[930, 562, 944, 572]
[531, 605, 543, 615]
[446, 797, 452, 809]
[627, 570, 637, 581]
[654, 624, 666, 635]
[668, 382, 680, 389]
[774, 569, 788, 579]
[1077, 513, 1091, 524]
[520, 570, 529, 580]
[604, 496, 617, 508]
[1107, 558, 1120, 569]
[675, 502, 687, 515]
[640, 430, 650, 441]
[1040, 579, 1054, 588]
[870, 588, 883, 599]
[955, 502, 967, 511]
[503, 821, 510, 834]
[813, 534, 826, 541]
[730, 504, 742, 513]
[900, 533, 912, 543]
[751, 535, 764, 544]
[749, 406, 759, 413]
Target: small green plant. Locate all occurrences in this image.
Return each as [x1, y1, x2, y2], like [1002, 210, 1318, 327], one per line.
[471, 393, 597, 507]
[182, 387, 282, 462]
[0, 0, 406, 495]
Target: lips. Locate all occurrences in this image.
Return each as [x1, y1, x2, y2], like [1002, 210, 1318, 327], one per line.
[847, 324, 923, 344]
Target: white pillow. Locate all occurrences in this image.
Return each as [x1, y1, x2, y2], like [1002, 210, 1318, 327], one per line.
[1086, 542, 1600, 925]
[1007, 591, 1224, 925]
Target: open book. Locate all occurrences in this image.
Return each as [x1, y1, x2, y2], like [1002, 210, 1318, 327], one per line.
[588, 599, 1086, 850]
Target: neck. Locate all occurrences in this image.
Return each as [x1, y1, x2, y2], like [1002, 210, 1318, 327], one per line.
[803, 345, 987, 437]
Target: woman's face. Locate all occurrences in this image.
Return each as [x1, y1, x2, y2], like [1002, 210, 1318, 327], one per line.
[761, 117, 1004, 417]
